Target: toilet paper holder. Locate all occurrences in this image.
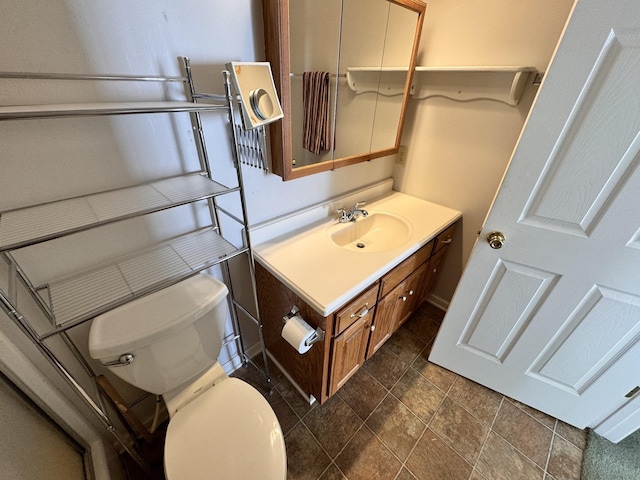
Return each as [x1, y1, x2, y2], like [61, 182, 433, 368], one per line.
[282, 306, 325, 347]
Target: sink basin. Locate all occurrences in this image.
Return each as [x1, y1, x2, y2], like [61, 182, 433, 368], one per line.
[327, 212, 412, 252]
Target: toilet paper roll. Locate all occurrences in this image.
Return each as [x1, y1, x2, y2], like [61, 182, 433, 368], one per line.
[282, 315, 315, 354]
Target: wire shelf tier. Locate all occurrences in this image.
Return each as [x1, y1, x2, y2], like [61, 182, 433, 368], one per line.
[0, 60, 273, 471]
[0, 101, 227, 120]
[39, 228, 245, 336]
[0, 174, 237, 252]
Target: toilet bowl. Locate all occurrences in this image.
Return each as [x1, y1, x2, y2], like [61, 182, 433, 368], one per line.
[165, 376, 285, 479]
[88, 274, 286, 480]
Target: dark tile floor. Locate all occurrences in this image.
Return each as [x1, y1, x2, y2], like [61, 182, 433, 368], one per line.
[233, 303, 587, 480]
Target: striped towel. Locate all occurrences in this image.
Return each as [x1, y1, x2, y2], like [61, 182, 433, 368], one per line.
[302, 71, 331, 155]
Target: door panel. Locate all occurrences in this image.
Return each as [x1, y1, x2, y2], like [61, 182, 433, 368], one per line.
[459, 260, 558, 363]
[527, 286, 640, 395]
[520, 28, 640, 237]
[430, 0, 640, 434]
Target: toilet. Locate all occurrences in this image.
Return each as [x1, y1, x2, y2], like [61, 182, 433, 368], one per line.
[88, 273, 287, 480]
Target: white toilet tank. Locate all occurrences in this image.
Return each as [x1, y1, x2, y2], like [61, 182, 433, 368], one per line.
[88, 274, 229, 395]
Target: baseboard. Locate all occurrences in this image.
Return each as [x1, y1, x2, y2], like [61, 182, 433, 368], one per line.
[222, 341, 265, 375]
[426, 293, 450, 312]
[266, 351, 316, 405]
[222, 344, 315, 405]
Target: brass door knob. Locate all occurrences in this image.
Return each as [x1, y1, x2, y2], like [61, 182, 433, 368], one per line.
[487, 231, 506, 249]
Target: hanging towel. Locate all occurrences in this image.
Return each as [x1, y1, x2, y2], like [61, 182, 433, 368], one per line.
[302, 71, 331, 155]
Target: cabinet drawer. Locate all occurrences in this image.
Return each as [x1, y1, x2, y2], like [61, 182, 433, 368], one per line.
[379, 241, 433, 298]
[433, 222, 457, 253]
[334, 283, 379, 335]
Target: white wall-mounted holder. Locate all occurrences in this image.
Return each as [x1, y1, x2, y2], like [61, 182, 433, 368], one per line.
[346, 67, 409, 96]
[226, 61, 284, 130]
[411, 66, 539, 106]
[344, 65, 539, 105]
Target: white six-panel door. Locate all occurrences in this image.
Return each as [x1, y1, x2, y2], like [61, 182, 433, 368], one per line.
[429, 0, 640, 436]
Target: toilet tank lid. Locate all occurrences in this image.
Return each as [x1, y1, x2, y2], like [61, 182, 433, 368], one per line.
[88, 274, 228, 360]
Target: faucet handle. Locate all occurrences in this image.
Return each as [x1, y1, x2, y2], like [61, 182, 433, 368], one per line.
[354, 201, 366, 209]
[336, 207, 350, 223]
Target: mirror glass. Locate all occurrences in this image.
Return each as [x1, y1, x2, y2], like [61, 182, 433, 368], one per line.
[334, 0, 417, 159]
[264, 0, 425, 180]
[289, 0, 341, 167]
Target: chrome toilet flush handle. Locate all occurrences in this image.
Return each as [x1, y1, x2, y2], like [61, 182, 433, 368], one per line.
[101, 353, 135, 367]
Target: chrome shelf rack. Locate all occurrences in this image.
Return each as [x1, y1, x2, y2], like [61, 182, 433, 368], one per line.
[0, 57, 271, 472]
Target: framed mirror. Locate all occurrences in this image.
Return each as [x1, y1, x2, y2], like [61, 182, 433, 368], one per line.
[263, 0, 426, 181]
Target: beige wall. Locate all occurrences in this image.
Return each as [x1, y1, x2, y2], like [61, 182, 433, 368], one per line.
[395, 0, 575, 305]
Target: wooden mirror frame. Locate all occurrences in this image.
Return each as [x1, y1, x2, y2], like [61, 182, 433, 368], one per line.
[263, 0, 426, 181]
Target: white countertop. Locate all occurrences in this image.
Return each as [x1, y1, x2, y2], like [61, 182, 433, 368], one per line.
[253, 188, 461, 317]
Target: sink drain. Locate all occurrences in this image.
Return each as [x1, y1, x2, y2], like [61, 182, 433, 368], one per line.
[356, 242, 366, 249]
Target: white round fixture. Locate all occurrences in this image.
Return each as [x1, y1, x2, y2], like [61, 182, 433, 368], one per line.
[164, 378, 286, 480]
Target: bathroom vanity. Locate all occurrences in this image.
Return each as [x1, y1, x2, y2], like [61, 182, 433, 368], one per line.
[253, 182, 461, 403]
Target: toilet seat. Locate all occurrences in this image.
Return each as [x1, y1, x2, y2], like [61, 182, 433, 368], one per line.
[164, 377, 287, 480]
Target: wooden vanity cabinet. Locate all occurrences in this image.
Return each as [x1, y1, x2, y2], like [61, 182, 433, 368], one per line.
[255, 220, 458, 403]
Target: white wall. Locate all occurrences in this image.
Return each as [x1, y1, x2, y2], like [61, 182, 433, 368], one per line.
[0, 1, 396, 472]
[395, 0, 575, 304]
[1, 0, 393, 219]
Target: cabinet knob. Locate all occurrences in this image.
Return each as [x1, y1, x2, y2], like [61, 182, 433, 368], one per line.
[399, 290, 414, 303]
[370, 325, 376, 332]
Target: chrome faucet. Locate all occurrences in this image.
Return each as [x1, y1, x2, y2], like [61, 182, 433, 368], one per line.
[337, 201, 369, 223]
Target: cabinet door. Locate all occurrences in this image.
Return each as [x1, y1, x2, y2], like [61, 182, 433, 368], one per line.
[329, 310, 373, 396]
[367, 288, 400, 359]
[368, 263, 428, 358]
[395, 263, 427, 329]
